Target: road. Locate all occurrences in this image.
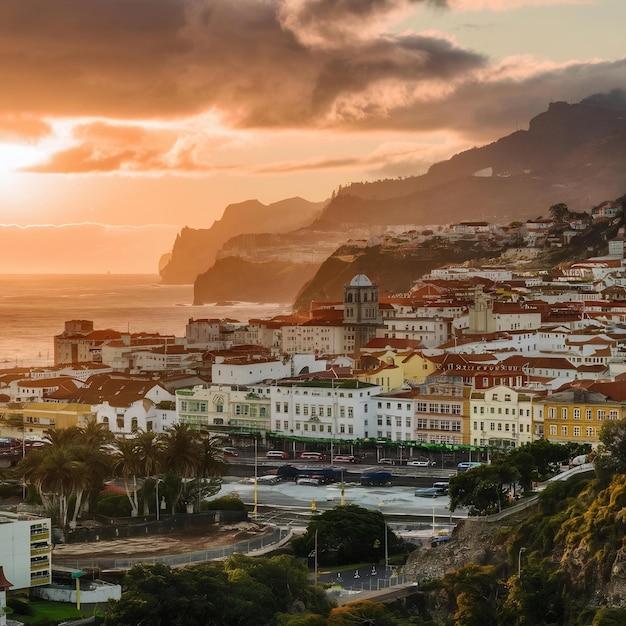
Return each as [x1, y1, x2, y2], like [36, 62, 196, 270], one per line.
[211, 474, 464, 537]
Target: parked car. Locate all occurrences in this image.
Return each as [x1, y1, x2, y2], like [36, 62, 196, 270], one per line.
[299, 451, 324, 461]
[333, 454, 361, 464]
[431, 535, 452, 547]
[266, 450, 289, 459]
[415, 487, 441, 498]
[433, 481, 449, 495]
[221, 447, 238, 457]
[360, 471, 393, 486]
[257, 475, 281, 484]
[378, 458, 408, 465]
[296, 476, 320, 486]
[407, 459, 435, 467]
[459, 461, 481, 470]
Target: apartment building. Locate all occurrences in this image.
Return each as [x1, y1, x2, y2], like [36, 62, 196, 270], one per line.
[470, 385, 536, 448]
[0, 512, 52, 590]
[534, 388, 622, 447]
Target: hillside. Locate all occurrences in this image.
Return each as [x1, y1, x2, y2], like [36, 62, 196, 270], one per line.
[192, 256, 320, 305]
[168, 96, 626, 302]
[403, 471, 626, 624]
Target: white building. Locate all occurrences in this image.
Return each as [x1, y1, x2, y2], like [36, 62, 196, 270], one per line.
[268, 380, 382, 442]
[0, 512, 52, 591]
[211, 359, 292, 386]
[469, 385, 535, 448]
[377, 317, 448, 348]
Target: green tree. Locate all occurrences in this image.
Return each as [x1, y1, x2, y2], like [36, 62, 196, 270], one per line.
[550, 202, 570, 223]
[449, 462, 515, 515]
[112, 437, 143, 517]
[595, 419, 626, 483]
[442, 563, 503, 626]
[327, 599, 398, 625]
[292, 504, 403, 566]
[159, 423, 202, 513]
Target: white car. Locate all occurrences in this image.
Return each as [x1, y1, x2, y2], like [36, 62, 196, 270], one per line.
[407, 459, 435, 467]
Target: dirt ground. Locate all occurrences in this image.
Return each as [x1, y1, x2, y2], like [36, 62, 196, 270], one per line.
[52, 521, 270, 562]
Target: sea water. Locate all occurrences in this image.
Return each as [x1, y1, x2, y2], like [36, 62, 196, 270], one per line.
[0, 274, 290, 367]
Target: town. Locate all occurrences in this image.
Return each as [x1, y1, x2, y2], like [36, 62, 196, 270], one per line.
[2, 203, 626, 459]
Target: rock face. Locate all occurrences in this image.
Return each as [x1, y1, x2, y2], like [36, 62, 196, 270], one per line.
[159, 197, 325, 284]
[193, 256, 320, 305]
[168, 98, 626, 304]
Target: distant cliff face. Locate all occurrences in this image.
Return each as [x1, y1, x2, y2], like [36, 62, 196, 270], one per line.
[193, 256, 321, 305]
[165, 98, 626, 305]
[159, 197, 325, 284]
[311, 101, 626, 229]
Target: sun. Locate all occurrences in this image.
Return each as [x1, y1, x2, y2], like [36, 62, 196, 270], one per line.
[0, 143, 43, 180]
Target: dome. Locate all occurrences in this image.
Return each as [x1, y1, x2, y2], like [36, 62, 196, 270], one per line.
[349, 274, 372, 287]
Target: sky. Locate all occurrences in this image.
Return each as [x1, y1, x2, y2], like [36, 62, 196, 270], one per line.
[0, 0, 624, 274]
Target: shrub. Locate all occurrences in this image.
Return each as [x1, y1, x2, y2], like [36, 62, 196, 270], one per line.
[95, 492, 132, 517]
[204, 495, 246, 511]
[7, 595, 33, 616]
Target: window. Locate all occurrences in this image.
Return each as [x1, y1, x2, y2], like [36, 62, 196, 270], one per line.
[550, 425, 557, 436]
[260, 407, 266, 417]
[561, 425, 568, 437]
[295, 404, 300, 415]
[275, 403, 280, 413]
[348, 407, 353, 418]
[586, 409, 592, 420]
[561, 408, 568, 419]
[610, 409, 619, 420]
[573, 408, 581, 419]
[548, 407, 556, 419]
[586, 427, 594, 437]
[598, 410, 606, 421]
[116, 417, 124, 429]
[573, 426, 580, 437]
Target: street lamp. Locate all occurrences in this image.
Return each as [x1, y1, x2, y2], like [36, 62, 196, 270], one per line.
[253, 437, 258, 519]
[518, 547, 527, 577]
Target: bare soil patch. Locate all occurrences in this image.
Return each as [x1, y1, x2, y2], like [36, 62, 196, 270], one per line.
[52, 521, 269, 562]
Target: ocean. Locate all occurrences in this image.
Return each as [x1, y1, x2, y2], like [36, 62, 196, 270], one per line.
[0, 275, 290, 368]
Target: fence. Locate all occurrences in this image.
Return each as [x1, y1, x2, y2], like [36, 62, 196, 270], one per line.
[57, 526, 291, 572]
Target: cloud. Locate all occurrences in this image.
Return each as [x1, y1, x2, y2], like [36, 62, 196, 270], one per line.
[2, 0, 622, 180]
[449, 0, 590, 10]
[0, 116, 52, 142]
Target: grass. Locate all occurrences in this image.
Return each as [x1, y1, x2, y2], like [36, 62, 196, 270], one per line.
[8, 598, 92, 624]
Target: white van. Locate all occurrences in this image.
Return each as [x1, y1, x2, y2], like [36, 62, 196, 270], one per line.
[266, 450, 289, 459]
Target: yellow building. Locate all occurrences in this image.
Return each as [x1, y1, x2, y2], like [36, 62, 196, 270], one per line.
[534, 388, 622, 447]
[1, 402, 95, 438]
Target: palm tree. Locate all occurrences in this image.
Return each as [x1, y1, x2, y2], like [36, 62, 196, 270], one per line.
[112, 437, 142, 517]
[68, 422, 114, 527]
[133, 430, 164, 515]
[160, 423, 202, 514]
[21, 443, 85, 529]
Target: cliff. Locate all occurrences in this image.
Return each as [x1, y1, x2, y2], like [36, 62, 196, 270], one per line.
[159, 197, 325, 284]
[192, 256, 320, 305]
[174, 97, 626, 304]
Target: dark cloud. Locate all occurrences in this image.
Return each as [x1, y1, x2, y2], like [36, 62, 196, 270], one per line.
[0, 0, 477, 129]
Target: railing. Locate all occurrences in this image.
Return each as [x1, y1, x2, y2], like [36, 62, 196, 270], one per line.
[57, 526, 291, 572]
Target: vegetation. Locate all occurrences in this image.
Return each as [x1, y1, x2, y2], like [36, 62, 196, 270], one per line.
[448, 439, 590, 515]
[291, 504, 411, 566]
[14, 421, 228, 529]
[104, 556, 333, 626]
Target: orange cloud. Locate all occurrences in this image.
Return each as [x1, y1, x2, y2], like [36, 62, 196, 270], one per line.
[0, 115, 51, 142]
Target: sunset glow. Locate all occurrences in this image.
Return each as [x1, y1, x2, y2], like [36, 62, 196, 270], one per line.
[0, 0, 623, 273]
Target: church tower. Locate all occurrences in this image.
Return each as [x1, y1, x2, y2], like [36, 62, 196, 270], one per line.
[343, 274, 383, 358]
